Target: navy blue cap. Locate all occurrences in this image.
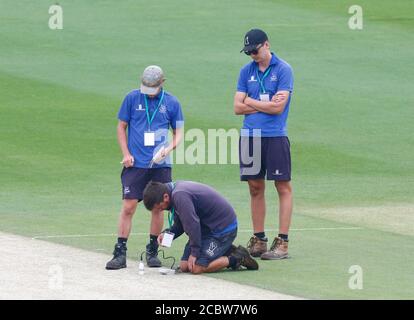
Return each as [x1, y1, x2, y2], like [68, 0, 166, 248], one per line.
[240, 29, 268, 53]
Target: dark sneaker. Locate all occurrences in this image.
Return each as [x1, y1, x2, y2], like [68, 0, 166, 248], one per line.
[231, 245, 259, 270]
[226, 244, 237, 256]
[105, 244, 127, 270]
[145, 244, 162, 268]
[247, 236, 267, 257]
[261, 237, 289, 260]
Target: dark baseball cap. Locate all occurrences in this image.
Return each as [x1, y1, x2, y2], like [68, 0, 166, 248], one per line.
[240, 29, 268, 53]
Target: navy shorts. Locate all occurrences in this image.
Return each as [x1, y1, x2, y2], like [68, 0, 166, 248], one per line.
[239, 136, 291, 181]
[181, 229, 237, 267]
[121, 167, 172, 201]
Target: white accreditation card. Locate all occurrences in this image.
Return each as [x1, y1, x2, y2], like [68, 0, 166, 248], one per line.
[259, 93, 270, 102]
[161, 231, 174, 247]
[144, 132, 155, 146]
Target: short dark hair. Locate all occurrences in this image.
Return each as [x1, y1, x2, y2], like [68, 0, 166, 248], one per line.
[143, 181, 169, 210]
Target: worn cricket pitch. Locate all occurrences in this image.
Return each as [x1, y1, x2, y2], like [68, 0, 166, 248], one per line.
[0, 232, 301, 300]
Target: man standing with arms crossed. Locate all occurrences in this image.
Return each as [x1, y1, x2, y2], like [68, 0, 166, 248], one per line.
[234, 29, 294, 260]
[106, 65, 184, 269]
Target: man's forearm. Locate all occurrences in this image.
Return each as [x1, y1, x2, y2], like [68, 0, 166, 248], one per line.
[188, 226, 202, 258]
[117, 126, 130, 156]
[244, 97, 285, 115]
[166, 128, 183, 152]
[234, 102, 258, 115]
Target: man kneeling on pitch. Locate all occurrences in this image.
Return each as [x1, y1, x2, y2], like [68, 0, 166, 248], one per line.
[143, 181, 258, 274]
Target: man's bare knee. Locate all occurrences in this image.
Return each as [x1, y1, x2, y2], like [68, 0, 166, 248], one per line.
[248, 181, 265, 198]
[275, 181, 292, 195]
[122, 200, 138, 216]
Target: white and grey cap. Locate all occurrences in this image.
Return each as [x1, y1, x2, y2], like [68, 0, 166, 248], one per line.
[140, 65, 165, 95]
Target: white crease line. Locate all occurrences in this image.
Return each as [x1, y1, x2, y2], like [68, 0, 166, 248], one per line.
[0, 237, 23, 241]
[31, 233, 140, 240]
[29, 227, 363, 240]
[283, 227, 363, 231]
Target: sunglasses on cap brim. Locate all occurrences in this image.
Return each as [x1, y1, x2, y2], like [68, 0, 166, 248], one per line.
[244, 43, 264, 56]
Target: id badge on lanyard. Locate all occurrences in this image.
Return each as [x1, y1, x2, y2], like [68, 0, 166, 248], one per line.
[161, 206, 176, 247]
[144, 132, 155, 146]
[161, 231, 174, 247]
[144, 90, 165, 147]
[259, 93, 270, 101]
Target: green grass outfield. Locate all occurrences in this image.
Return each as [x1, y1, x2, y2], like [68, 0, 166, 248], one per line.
[1, 0, 413, 299]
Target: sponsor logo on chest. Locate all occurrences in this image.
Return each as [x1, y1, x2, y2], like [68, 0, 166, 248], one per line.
[135, 104, 145, 111]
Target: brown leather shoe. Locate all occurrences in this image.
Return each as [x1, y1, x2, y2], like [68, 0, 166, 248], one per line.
[260, 237, 289, 260]
[247, 236, 267, 257]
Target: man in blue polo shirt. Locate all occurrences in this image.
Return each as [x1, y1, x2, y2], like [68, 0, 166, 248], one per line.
[106, 65, 184, 270]
[234, 29, 294, 260]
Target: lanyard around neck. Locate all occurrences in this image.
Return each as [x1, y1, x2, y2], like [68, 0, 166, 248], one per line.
[143, 89, 165, 131]
[167, 182, 176, 228]
[256, 67, 272, 93]
[168, 208, 174, 228]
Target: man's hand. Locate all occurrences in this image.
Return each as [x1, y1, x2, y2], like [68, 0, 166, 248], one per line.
[187, 255, 197, 273]
[272, 92, 287, 103]
[121, 154, 134, 167]
[152, 146, 170, 164]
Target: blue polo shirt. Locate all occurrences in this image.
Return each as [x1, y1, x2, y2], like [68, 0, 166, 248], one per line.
[237, 53, 294, 137]
[117, 89, 184, 168]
